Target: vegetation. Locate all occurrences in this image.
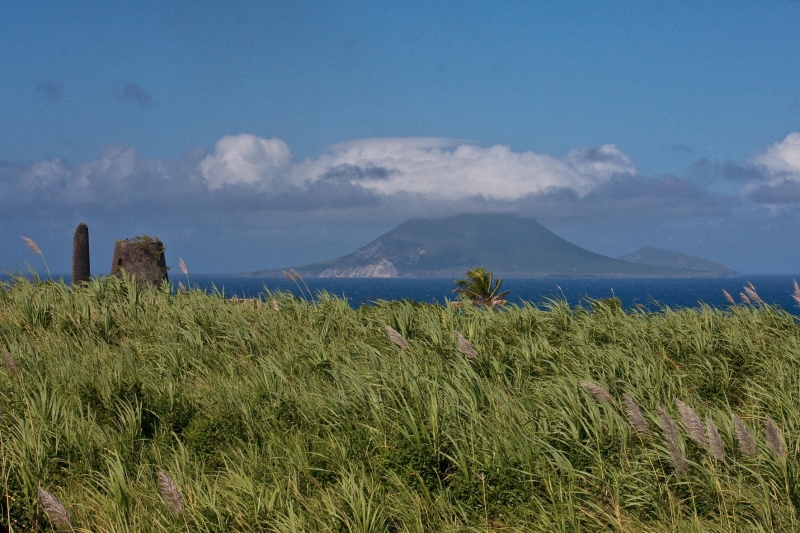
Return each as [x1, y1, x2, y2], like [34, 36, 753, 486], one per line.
[1, 275, 800, 531]
[115, 235, 167, 261]
[453, 267, 509, 308]
[116, 235, 162, 245]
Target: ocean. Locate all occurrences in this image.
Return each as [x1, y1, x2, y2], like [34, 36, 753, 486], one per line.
[186, 275, 800, 313]
[4, 274, 799, 313]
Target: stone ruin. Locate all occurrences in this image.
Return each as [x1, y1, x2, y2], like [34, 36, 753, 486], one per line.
[110, 236, 169, 287]
[71, 223, 90, 286]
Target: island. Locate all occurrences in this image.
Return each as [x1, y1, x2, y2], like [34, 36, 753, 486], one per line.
[241, 214, 736, 278]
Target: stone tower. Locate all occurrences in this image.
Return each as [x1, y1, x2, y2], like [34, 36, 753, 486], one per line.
[110, 236, 169, 287]
[71, 223, 90, 286]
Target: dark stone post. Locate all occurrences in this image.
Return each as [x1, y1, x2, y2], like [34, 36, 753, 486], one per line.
[71, 223, 90, 286]
[110, 236, 169, 288]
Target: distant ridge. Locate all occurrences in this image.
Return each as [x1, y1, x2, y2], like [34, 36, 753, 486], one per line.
[619, 246, 737, 277]
[241, 214, 722, 278]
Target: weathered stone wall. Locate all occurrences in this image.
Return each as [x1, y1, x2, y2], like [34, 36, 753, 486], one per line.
[110, 237, 169, 287]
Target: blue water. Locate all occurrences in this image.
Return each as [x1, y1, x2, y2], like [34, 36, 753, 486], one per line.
[187, 275, 800, 313]
[4, 273, 799, 313]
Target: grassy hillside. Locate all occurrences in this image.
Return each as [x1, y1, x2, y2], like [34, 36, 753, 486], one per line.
[1, 275, 800, 531]
[245, 214, 702, 277]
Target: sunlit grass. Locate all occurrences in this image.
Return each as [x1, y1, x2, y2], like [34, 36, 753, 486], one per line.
[1, 274, 799, 531]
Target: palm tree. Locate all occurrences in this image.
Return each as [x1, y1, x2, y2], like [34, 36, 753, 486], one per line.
[453, 267, 509, 308]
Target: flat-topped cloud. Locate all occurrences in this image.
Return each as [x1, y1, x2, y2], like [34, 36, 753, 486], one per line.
[5, 133, 798, 220]
[198, 134, 636, 202]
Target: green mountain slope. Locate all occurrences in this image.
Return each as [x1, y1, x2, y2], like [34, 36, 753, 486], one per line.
[619, 246, 737, 277]
[242, 214, 717, 278]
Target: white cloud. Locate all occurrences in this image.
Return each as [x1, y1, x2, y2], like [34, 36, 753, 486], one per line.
[21, 159, 69, 191]
[753, 132, 800, 182]
[200, 134, 293, 189]
[0, 134, 650, 217]
[73, 144, 140, 194]
[306, 138, 637, 200]
[193, 133, 636, 200]
[14, 133, 800, 215]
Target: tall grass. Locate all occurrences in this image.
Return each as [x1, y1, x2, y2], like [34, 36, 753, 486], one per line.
[1, 275, 800, 531]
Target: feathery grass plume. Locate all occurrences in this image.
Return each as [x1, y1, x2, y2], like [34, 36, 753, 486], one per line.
[764, 417, 786, 458]
[676, 399, 707, 449]
[622, 393, 650, 435]
[271, 299, 280, 312]
[2, 350, 18, 376]
[38, 487, 72, 530]
[21, 236, 51, 279]
[283, 270, 309, 302]
[157, 470, 185, 515]
[733, 414, 756, 456]
[739, 292, 751, 305]
[793, 279, 800, 307]
[580, 380, 613, 404]
[706, 416, 725, 461]
[291, 269, 313, 301]
[743, 283, 762, 303]
[179, 257, 190, 287]
[455, 331, 478, 360]
[658, 406, 687, 476]
[177, 281, 187, 294]
[382, 326, 409, 349]
[722, 289, 736, 305]
[21, 236, 41, 255]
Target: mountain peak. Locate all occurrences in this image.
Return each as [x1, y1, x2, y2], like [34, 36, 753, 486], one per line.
[241, 214, 731, 278]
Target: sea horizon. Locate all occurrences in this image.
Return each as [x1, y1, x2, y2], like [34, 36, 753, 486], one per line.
[7, 273, 798, 314]
[197, 274, 800, 311]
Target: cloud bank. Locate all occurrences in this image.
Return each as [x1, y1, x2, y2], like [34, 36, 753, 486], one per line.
[6, 132, 800, 222]
[197, 135, 636, 201]
[682, 133, 800, 205]
[3, 132, 800, 273]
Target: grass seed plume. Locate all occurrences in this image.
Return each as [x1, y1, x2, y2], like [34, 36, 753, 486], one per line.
[455, 331, 478, 360]
[658, 406, 687, 476]
[706, 417, 726, 461]
[675, 399, 707, 449]
[733, 414, 757, 456]
[622, 393, 650, 436]
[580, 380, 613, 404]
[38, 487, 72, 531]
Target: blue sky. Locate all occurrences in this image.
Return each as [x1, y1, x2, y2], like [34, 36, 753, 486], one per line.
[2, 2, 800, 274]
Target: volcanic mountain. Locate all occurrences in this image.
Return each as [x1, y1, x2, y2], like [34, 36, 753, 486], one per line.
[241, 214, 731, 278]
